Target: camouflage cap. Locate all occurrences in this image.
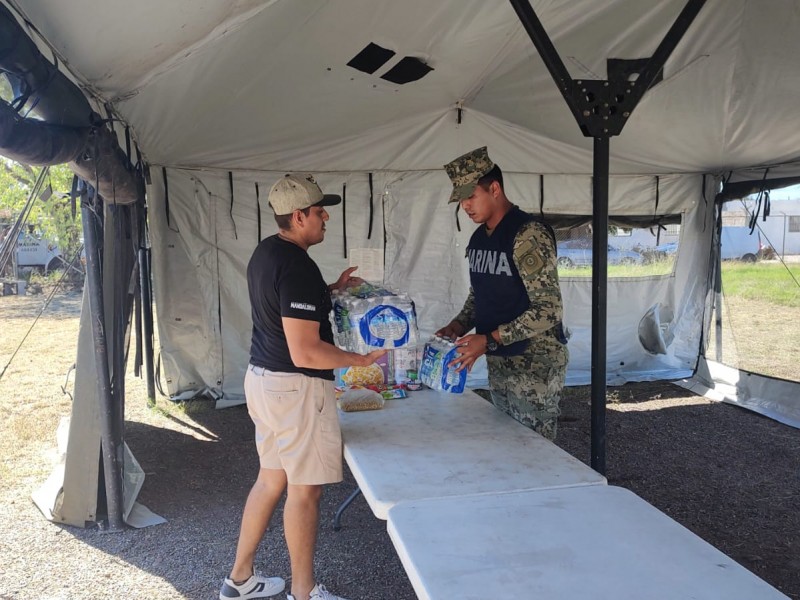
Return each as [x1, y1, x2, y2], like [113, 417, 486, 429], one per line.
[268, 173, 341, 215]
[443, 146, 496, 203]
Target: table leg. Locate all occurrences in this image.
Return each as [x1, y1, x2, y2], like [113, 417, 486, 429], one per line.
[332, 487, 362, 531]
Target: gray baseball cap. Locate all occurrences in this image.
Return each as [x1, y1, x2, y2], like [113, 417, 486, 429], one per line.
[268, 173, 341, 215]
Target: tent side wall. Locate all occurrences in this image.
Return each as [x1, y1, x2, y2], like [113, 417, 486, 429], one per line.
[147, 162, 715, 405]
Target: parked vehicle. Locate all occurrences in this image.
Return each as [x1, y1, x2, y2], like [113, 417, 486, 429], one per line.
[650, 227, 760, 262]
[654, 241, 679, 257]
[556, 240, 645, 268]
[14, 230, 63, 272]
[721, 226, 760, 262]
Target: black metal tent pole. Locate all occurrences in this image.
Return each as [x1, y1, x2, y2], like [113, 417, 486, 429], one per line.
[713, 205, 723, 362]
[139, 246, 156, 406]
[507, 0, 707, 474]
[591, 138, 610, 472]
[81, 187, 125, 530]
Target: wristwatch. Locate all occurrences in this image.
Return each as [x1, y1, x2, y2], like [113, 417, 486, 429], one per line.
[485, 333, 499, 352]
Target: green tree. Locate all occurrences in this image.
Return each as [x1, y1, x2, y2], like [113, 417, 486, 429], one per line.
[0, 159, 82, 263]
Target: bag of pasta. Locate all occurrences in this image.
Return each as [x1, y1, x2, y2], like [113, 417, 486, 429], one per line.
[337, 388, 385, 412]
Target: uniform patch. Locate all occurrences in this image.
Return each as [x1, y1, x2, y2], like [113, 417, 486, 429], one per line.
[518, 252, 544, 278]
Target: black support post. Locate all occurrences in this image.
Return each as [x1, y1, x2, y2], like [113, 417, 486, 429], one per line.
[81, 192, 125, 530]
[591, 138, 610, 474]
[714, 211, 723, 362]
[508, 0, 707, 474]
[139, 247, 156, 406]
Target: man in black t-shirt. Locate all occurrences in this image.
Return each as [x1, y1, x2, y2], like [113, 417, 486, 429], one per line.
[220, 174, 385, 600]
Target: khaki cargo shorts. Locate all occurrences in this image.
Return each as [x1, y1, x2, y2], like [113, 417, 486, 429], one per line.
[244, 365, 343, 485]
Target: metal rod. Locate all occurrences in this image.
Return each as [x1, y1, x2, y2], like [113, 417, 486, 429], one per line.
[714, 214, 723, 362]
[333, 487, 363, 531]
[111, 207, 126, 466]
[506, 0, 585, 126]
[139, 247, 156, 406]
[590, 137, 609, 475]
[133, 272, 143, 378]
[81, 193, 125, 530]
[634, 0, 708, 96]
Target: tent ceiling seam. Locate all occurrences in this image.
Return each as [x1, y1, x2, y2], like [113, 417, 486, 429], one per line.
[112, 2, 281, 103]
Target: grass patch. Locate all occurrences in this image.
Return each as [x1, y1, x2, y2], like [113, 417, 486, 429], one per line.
[721, 262, 800, 307]
[558, 258, 675, 278]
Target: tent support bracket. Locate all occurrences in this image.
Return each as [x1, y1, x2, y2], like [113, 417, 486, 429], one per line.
[508, 0, 707, 474]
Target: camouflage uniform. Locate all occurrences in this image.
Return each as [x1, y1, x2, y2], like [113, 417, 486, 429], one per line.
[446, 147, 568, 441]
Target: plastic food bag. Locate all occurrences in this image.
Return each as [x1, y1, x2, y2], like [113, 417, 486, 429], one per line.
[337, 388, 385, 412]
[340, 364, 386, 386]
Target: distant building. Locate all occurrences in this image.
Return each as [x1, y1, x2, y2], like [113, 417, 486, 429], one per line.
[723, 198, 800, 257]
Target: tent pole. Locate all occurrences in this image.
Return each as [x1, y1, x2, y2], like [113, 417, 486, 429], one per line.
[139, 247, 156, 406]
[714, 210, 723, 362]
[81, 191, 125, 530]
[591, 138, 609, 474]
[508, 0, 707, 474]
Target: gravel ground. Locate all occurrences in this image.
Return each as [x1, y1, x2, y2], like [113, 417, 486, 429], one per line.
[1, 292, 798, 599]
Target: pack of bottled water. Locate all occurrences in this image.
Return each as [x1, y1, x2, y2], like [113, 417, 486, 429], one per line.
[331, 282, 418, 354]
[418, 336, 467, 394]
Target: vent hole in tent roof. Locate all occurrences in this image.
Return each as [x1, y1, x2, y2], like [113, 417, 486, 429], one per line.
[381, 56, 433, 84]
[347, 42, 396, 74]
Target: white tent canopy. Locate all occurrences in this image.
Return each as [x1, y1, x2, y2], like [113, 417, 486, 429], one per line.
[4, 0, 800, 526]
[13, 0, 800, 173]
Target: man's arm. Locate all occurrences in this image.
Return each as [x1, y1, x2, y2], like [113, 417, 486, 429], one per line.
[436, 288, 476, 339]
[497, 221, 563, 346]
[283, 317, 385, 369]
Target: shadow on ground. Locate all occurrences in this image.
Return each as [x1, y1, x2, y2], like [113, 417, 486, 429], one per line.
[66, 404, 413, 600]
[66, 381, 800, 599]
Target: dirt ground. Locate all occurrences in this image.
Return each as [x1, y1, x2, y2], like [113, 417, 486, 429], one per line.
[0, 290, 798, 599]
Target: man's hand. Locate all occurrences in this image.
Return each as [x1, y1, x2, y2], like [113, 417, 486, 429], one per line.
[330, 266, 364, 292]
[355, 348, 388, 367]
[435, 320, 466, 341]
[449, 333, 488, 373]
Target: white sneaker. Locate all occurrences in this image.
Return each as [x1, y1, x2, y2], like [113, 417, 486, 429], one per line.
[220, 573, 286, 599]
[287, 583, 350, 600]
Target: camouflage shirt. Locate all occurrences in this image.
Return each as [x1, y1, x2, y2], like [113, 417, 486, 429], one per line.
[454, 219, 563, 346]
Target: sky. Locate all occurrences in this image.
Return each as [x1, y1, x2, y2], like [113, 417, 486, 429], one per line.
[770, 184, 800, 201]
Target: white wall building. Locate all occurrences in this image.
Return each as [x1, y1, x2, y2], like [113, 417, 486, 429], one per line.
[724, 198, 800, 257]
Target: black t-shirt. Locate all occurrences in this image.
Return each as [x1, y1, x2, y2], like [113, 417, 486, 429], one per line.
[247, 235, 334, 380]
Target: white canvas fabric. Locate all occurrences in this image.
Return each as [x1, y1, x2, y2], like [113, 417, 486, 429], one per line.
[4, 0, 800, 404]
[9, 0, 800, 526]
[8, 0, 799, 399]
[146, 165, 715, 403]
[9, 0, 800, 175]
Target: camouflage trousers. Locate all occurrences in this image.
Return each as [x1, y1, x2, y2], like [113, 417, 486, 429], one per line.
[486, 345, 568, 441]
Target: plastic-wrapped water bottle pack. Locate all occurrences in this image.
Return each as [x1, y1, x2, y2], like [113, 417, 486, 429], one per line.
[418, 336, 466, 394]
[330, 282, 419, 354]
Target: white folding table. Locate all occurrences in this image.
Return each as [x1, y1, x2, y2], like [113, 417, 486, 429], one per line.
[386, 485, 789, 600]
[338, 389, 606, 520]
